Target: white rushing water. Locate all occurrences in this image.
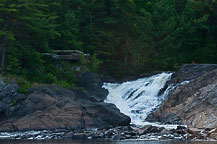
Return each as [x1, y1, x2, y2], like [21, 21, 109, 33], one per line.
[103, 72, 173, 126]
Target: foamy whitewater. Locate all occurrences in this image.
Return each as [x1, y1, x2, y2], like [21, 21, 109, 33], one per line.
[103, 72, 173, 126]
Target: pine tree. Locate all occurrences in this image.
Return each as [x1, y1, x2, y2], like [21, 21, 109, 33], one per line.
[50, 0, 82, 51]
[0, 0, 58, 75]
[0, 0, 19, 73]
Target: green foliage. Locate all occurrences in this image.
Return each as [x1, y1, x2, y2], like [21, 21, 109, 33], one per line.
[201, 76, 205, 81]
[0, 0, 217, 82]
[5, 47, 21, 74]
[78, 55, 87, 66]
[173, 63, 179, 70]
[88, 54, 102, 73]
[57, 80, 72, 88]
[44, 73, 57, 84]
[13, 100, 16, 105]
[16, 78, 31, 94]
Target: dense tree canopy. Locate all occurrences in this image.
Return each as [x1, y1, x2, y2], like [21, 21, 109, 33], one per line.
[0, 0, 217, 84]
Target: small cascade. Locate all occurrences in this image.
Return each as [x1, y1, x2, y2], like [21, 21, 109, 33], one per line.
[103, 72, 173, 125]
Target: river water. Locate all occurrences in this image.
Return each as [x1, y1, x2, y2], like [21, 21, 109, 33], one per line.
[103, 72, 173, 125]
[0, 140, 216, 144]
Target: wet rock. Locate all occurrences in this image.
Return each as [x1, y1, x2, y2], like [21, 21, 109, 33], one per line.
[147, 64, 217, 129]
[124, 131, 137, 136]
[131, 126, 144, 135]
[204, 128, 212, 131]
[0, 124, 193, 140]
[208, 128, 217, 140]
[186, 128, 202, 139]
[144, 125, 161, 133]
[177, 126, 187, 130]
[173, 133, 179, 137]
[187, 128, 201, 135]
[112, 134, 122, 140]
[158, 127, 165, 132]
[125, 134, 132, 139]
[73, 133, 87, 140]
[104, 130, 114, 137]
[209, 133, 217, 140]
[63, 132, 74, 139]
[97, 125, 113, 130]
[161, 129, 172, 135]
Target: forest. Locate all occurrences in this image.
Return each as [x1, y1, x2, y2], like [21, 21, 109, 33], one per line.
[0, 0, 217, 88]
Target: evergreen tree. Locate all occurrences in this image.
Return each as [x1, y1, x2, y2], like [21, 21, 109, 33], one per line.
[0, 0, 57, 76]
[51, 0, 82, 51]
[1, 0, 217, 82]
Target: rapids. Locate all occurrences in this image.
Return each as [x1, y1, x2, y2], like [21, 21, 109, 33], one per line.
[103, 72, 173, 125]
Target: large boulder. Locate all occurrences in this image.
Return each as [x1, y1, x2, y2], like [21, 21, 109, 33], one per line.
[0, 85, 130, 131]
[146, 64, 217, 128]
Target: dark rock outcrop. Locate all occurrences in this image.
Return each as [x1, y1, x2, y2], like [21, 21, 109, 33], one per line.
[79, 71, 108, 102]
[167, 64, 217, 85]
[146, 64, 217, 129]
[0, 73, 130, 131]
[0, 78, 26, 118]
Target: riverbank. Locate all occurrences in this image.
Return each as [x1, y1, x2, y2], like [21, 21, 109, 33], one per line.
[0, 124, 216, 141]
[0, 140, 217, 144]
[0, 64, 216, 141]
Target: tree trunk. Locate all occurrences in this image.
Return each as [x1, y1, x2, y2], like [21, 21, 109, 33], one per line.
[1, 22, 7, 73]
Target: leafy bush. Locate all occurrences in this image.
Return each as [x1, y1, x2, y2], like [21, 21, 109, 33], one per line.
[16, 78, 31, 94]
[88, 54, 102, 72]
[57, 80, 76, 88]
[44, 73, 58, 84]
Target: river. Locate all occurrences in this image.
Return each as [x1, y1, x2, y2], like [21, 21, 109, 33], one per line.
[0, 140, 216, 144]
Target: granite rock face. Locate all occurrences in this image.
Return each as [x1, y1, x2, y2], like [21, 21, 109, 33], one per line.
[0, 73, 130, 131]
[146, 64, 217, 129]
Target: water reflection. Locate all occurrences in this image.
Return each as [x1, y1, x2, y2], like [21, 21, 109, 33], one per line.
[0, 140, 216, 144]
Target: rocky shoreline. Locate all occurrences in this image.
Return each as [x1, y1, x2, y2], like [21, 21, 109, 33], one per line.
[0, 64, 217, 141]
[0, 125, 216, 141]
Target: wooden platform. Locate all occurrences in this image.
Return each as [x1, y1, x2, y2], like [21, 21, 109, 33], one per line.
[42, 50, 89, 61]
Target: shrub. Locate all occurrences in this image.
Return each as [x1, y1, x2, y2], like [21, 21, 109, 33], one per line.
[88, 54, 102, 72]
[57, 80, 72, 88]
[201, 76, 205, 81]
[16, 78, 31, 94]
[44, 73, 58, 84]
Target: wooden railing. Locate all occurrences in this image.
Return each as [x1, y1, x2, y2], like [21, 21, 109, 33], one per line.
[42, 50, 89, 61]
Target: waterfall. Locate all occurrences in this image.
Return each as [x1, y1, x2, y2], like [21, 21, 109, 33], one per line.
[103, 72, 173, 125]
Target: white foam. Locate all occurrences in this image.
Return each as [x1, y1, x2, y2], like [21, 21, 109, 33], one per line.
[103, 72, 173, 125]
